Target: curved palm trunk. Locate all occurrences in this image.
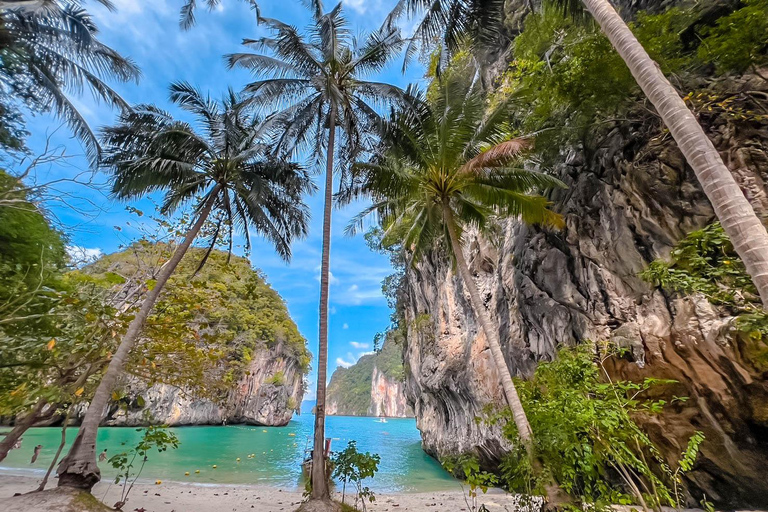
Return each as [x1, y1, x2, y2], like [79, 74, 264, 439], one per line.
[310, 107, 336, 502]
[442, 204, 534, 448]
[582, 0, 768, 307]
[0, 399, 49, 463]
[56, 185, 222, 491]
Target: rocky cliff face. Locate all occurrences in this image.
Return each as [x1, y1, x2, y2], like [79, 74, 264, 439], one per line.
[368, 366, 411, 418]
[66, 246, 309, 428]
[401, 75, 768, 507]
[101, 343, 303, 427]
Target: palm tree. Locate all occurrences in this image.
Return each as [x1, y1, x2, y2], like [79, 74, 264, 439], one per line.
[227, 2, 405, 503]
[345, 62, 565, 452]
[55, 82, 314, 491]
[0, 0, 139, 159]
[398, 0, 768, 308]
[398, 0, 508, 74]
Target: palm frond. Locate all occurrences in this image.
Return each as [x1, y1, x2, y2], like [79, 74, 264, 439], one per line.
[0, 2, 138, 161]
[460, 138, 530, 173]
[180, 0, 260, 30]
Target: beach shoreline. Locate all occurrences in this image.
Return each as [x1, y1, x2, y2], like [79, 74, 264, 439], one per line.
[0, 473, 532, 512]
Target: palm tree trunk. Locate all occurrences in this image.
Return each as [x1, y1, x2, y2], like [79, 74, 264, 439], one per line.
[310, 106, 336, 502]
[442, 204, 534, 448]
[56, 185, 222, 491]
[582, 0, 768, 308]
[0, 399, 48, 463]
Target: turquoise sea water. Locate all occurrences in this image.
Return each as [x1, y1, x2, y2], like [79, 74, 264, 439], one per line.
[0, 414, 457, 492]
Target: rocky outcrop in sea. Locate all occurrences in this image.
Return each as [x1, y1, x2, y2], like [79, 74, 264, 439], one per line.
[326, 340, 413, 418]
[99, 342, 304, 427]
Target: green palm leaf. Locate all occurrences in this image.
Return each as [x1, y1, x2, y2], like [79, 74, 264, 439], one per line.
[101, 85, 314, 263]
[348, 58, 567, 263]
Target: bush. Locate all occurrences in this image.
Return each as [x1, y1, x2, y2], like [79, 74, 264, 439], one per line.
[265, 370, 285, 386]
[331, 441, 380, 512]
[641, 222, 768, 347]
[492, 344, 702, 510]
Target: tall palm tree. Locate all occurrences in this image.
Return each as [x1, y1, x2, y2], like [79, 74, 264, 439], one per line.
[345, 62, 565, 452]
[398, 0, 768, 308]
[56, 82, 314, 491]
[0, 0, 139, 159]
[227, 2, 405, 503]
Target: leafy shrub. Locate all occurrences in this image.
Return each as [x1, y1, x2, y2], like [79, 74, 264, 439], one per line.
[108, 423, 179, 509]
[697, 0, 768, 76]
[641, 222, 768, 345]
[493, 345, 703, 509]
[331, 441, 380, 511]
[442, 455, 501, 512]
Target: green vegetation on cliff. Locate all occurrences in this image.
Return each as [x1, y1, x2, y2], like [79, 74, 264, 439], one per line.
[82, 242, 311, 394]
[493, 0, 768, 161]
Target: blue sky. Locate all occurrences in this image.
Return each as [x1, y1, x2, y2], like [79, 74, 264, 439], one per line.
[10, 0, 425, 401]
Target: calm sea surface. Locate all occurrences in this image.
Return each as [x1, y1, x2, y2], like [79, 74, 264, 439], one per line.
[0, 414, 457, 492]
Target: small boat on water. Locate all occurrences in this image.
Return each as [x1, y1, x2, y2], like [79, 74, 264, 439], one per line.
[301, 438, 333, 480]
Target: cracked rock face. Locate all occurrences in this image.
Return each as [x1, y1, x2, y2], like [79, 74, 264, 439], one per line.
[94, 343, 304, 427]
[368, 366, 413, 418]
[401, 76, 768, 507]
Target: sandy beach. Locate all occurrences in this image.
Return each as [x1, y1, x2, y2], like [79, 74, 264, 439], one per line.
[0, 473, 533, 512]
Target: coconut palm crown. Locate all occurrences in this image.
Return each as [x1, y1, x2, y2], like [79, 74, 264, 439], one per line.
[0, 0, 139, 158]
[101, 82, 314, 260]
[345, 60, 565, 456]
[346, 62, 565, 261]
[394, 0, 508, 73]
[227, 0, 406, 175]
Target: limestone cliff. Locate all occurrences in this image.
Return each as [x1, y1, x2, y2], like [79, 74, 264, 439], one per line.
[101, 342, 304, 426]
[400, 74, 768, 507]
[326, 340, 413, 417]
[74, 245, 309, 427]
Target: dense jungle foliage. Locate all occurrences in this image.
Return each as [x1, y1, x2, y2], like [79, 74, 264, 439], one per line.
[84, 243, 311, 389]
[492, 0, 768, 161]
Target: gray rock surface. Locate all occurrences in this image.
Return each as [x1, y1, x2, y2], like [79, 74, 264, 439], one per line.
[84, 343, 304, 427]
[401, 75, 768, 507]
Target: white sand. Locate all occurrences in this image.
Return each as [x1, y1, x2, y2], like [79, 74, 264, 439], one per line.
[0, 473, 533, 511]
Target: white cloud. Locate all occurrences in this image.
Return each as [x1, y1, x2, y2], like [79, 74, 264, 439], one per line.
[348, 284, 358, 292]
[336, 357, 355, 368]
[315, 266, 340, 286]
[342, 0, 369, 14]
[350, 341, 369, 349]
[342, 323, 349, 330]
[358, 351, 375, 358]
[67, 246, 103, 266]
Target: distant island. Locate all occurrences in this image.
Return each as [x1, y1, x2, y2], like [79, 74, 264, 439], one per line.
[326, 340, 413, 418]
